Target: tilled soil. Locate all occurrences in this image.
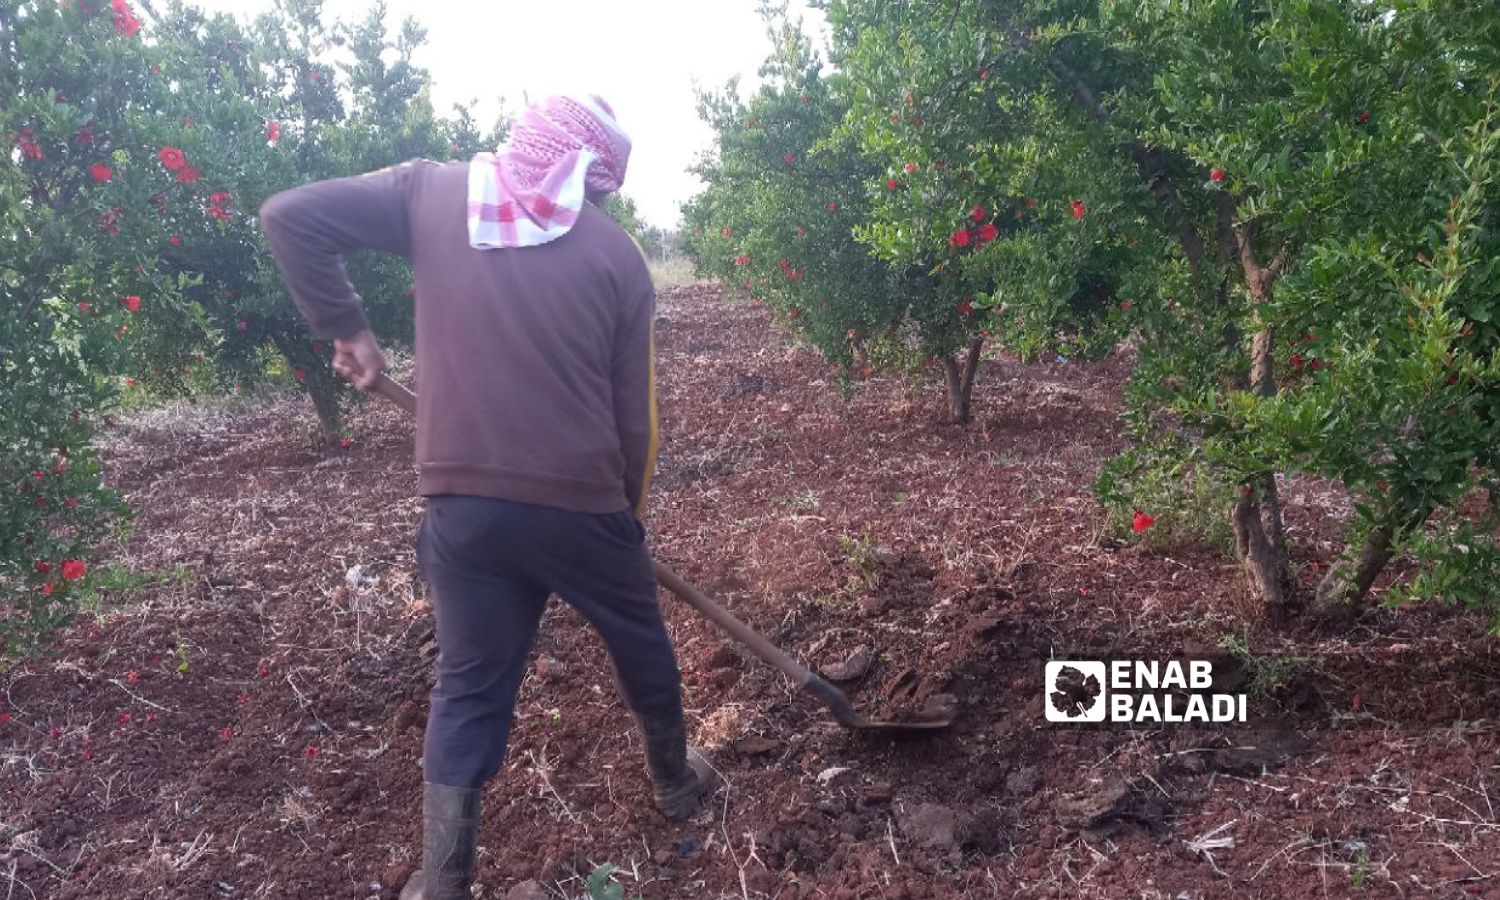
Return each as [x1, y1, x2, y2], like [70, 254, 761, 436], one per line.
[2, 283, 1498, 900]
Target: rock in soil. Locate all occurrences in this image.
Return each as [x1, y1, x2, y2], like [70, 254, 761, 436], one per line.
[897, 801, 971, 852]
[822, 644, 874, 681]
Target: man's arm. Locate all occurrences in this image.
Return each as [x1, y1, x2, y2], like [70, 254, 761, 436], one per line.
[613, 278, 659, 516]
[259, 162, 417, 346]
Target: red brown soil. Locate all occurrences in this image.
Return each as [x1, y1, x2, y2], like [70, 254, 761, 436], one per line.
[2, 284, 1498, 899]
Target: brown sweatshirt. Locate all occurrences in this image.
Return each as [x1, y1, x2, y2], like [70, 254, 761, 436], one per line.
[259, 160, 657, 515]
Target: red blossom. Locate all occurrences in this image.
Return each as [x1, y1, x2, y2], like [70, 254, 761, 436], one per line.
[796, 227, 806, 238]
[957, 299, 974, 316]
[949, 228, 970, 248]
[304, 746, 320, 759]
[977, 223, 999, 243]
[886, 178, 899, 190]
[126, 670, 140, 684]
[177, 165, 201, 184]
[78, 301, 91, 312]
[1119, 300, 1134, 311]
[90, 162, 112, 182]
[827, 202, 839, 212]
[15, 127, 43, 160]
[0, 712, 9, 725]
[1358, 110, 1371, 124]
[158, 146, 186, 171]
[904, 161, 917, 173]
[218, 726, 234, 741]
[980, 69, 990, 80]
[121, 295, 141, 312]
[266, 120, 281, 142]
[293, 369, 306, 382]
[1026, 197, 1037, 208]
[118, 712, 132, 725]
[169, 235, 181, 245]
[1290, 353, 1305, 371]
[41, 582, 55, 596]
[1070, 199, 1087, 220]
[1131, 510, 1156, 533]
[49, 727, 62, 740]
[720, 227, 732, 237]
[788, 307, 801, 320]
[339, 437, 353, 448]
[35, 559, 52, 574]
[783, 152, 796, 164]
[150, 63, 160, 75]
[1210, 168, 1225, 183]
[65, 498, 79, 508]
[970, 205, 985, 223]
[236, 320, 249, 332]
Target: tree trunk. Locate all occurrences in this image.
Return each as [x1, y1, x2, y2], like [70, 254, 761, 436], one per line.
[1312, 503, 1434, 616]
[939, 338, 985, 424]
[307, 384, 343, 447]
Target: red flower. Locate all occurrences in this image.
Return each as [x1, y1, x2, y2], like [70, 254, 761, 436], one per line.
[720, 227, 732, 237]
[48, 727, 62, 740]
[303, 746, 320, 759]
[118, 712, 132, 725]
[293, 369, 306, 382]
[61, 559, 85, 581]
[886, 178, 899, 190]
[168, 235, 181, 245]
[1026, 197, 1037, 208]
[0, 712, 9, 725]
[977, 223, 999, 243]
[788, 307, 801, 320]
[90, 162, 112, 182]
[121, 295, 141, 313]
[970, 205, 985, 223]
[113, 7, 141, 37]
[15, 128, 42, 161]
[957, 299, 974, 316]
[65, 498, 78, 508]
[125, 377, 139, 387]
[177, 165, 201, 183]
[158, 146, 186, 171]
[1210, 168, 1225, 183]
[258, 665, 271, 678]
[796, 227, 806, 238]
[980, 69, 990, 80]
[733, 254, 750, 267]
[783, 153, 796, 164]
[79, 300, 92, 312]
[266, 120, 281, 141]
[150, 63, 160, 75]
[339, 437, 352, 448]
[904, 161, 918, 174]
[1358, 110, 1371, 124]
[236, 320, 249, 332]
[1290, 353, 1305, 371]
[827, 202, 838, 212]
[1131, 510, 1156, 533]
[41, 583, 55, 597]
[34, 560, 51, 574]
[218, 726, 234, 741]
[1070, 199, 1087, 220]
[949, 229, 971, 248]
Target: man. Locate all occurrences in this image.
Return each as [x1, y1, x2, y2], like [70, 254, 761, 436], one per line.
[260, 95, 714, 900]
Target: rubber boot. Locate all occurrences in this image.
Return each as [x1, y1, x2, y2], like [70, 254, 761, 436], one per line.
[636, 707, 716, 820]
[399, 783, 482, 900]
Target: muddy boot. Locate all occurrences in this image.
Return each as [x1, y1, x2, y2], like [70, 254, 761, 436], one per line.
[399, 783, 482, 900]
[636, 707, 716, 820]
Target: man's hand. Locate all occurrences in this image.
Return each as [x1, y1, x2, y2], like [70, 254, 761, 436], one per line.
[332, 329, 388, 391]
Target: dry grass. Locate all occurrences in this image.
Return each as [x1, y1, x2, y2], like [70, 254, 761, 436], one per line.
[649, 257, 700, 289]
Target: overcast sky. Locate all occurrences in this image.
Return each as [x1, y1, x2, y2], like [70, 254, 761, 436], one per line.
[184, 0, 828, 229]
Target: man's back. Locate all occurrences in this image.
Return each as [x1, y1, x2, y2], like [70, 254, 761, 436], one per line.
[260, 159, 658, 515]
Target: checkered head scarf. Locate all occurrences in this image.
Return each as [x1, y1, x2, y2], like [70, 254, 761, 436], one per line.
[466, 94, 632, 249]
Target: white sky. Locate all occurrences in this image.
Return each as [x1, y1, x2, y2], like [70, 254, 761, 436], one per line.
[185, 0, 828, 229]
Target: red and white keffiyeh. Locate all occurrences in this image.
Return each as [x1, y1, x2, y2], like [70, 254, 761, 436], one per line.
[467, 94, 632, 249]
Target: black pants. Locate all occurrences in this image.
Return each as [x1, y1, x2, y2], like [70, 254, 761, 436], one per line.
[415, 495, 682, 789]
